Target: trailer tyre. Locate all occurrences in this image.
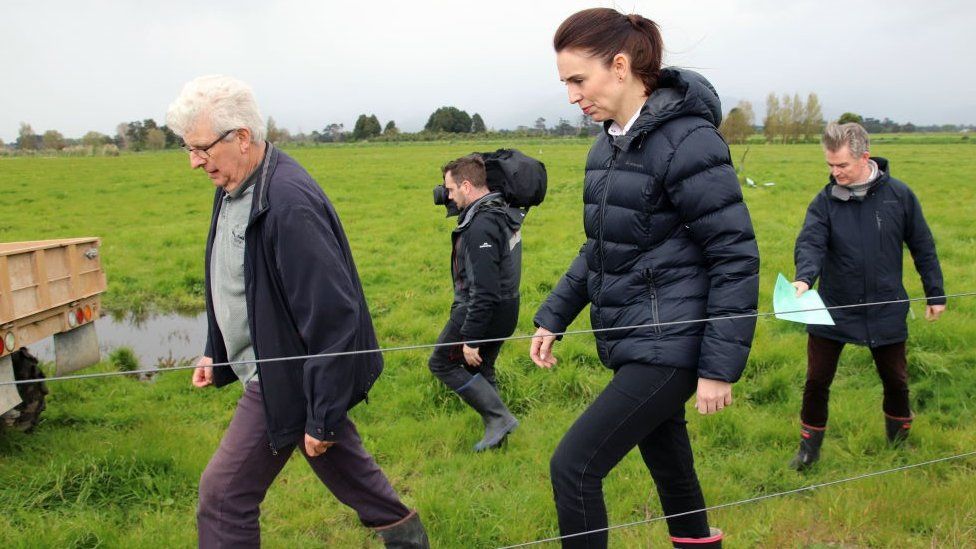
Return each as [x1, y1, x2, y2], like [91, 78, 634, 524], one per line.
[10, 349, 48, 432]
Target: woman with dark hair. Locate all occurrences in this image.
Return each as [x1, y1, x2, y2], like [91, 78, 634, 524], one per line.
[529, 8, 760, 548]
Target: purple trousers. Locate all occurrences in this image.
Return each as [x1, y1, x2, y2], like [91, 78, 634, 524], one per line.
[197, 382, 410, 548]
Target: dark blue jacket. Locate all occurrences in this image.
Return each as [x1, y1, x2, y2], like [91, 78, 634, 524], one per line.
[534, 68, 760, 383]
[794, 158, 945, 347]
[204, 144, 382, 450]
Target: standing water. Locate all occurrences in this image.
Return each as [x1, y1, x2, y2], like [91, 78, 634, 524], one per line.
[29, 312, 209, 371]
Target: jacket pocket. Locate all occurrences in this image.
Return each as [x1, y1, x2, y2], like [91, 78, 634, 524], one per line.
[643, 269, 662, 335]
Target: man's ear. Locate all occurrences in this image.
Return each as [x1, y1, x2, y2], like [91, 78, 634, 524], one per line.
[236, 128, 252, 154]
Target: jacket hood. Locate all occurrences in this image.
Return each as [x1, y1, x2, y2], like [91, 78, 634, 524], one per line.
[613, 68, 723, 143]
[455, 192, 524, 233]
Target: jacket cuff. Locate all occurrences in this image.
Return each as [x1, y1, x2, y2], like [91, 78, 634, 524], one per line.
[532, 315, 564, 341]
[305, 419, 338, 441]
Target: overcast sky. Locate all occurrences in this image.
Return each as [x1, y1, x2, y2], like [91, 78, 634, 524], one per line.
[2, 0, 973, 142]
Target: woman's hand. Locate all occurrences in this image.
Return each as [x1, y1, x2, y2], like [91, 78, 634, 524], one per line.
[529, 327, 558, 368]
[695, 378, 732, 414]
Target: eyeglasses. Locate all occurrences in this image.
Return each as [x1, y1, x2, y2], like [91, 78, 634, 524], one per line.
[181, 129, 235, 159]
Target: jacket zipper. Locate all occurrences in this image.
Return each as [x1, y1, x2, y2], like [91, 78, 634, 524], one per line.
[875, 210, 883, 247]
[645, 269, 662, 334]
[597, 145, 620, 292]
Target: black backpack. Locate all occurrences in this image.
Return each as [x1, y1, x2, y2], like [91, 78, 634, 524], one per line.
[481, 149, 547, 209]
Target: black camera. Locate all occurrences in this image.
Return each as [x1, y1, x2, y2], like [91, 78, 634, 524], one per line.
[433, 184, 460, 217]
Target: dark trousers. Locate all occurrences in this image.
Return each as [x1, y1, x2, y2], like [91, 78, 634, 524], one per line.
[801, 334, 911, 428]
[549, 365, 710, 548]
[197, 382, 410, 548]
[428, 311, 504, 391]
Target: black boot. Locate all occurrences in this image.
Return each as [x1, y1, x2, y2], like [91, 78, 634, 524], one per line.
[456, 373, 518, 452]
[885, 414, 913, 445]
[788, 424, 825, 471]
[375, 510, 430, 548]
[671, 527, 723, 548]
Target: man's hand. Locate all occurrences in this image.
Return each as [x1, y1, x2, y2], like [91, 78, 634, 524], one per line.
[304, 434, 336, 457]
[529, 327, 558, 368]
[192, 356, 213, 388]
[926, 304, 946, 322]
[462, 344, 482, 367]
[792, 281, 810, 297]
[695, 378, 732, 415]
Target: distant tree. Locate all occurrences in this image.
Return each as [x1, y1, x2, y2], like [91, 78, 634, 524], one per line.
[266, 116, 286, 143]
[552, 118, 576, 137]
[763, 94, 780, 143]
[160, 125, 180, 148]
[719, 102, 754, 144]
[471, 113, 486, 133]
[902, 122, 916, 133]
[802, 93, 824, 141]
[17, 122, 37, 150]
[787, 93, 804, 143]
[42, 130, 66, 150]
[383, 120, 399, 136]
[534, 117, 547, 134]
[352, 114, 382, 140]
[862, 117, 883, 133]
[317, 123, 345, 143]
[124, 119, 160, 151]
[368, 115, 381, 137]
[838, 112, 863, 125]
[146, 128, 166, 150]
[115, 122, 130, 149]
[424, 106, 472, 133]
[82, 131, 111, 148]
[577, 114, 602, 137]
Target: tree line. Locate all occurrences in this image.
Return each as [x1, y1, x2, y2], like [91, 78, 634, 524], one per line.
[717, 92, 973, 145]
[6, 100, 972, 153]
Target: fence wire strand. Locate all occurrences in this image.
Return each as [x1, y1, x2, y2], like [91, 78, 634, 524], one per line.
[1, 291, 972, 387]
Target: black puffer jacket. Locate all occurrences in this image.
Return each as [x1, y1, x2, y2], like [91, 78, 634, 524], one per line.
[452, 192, 524, 345]
[534, 68, 760, 383]
[794, 158, 944, 347]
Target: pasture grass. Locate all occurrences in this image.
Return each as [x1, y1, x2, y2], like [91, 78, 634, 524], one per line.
[0, 140, 974, 547]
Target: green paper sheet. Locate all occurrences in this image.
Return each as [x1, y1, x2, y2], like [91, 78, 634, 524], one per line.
[773, 273, 835, 325]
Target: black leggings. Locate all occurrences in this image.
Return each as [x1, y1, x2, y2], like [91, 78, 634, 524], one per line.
[549, 365, 710, 548]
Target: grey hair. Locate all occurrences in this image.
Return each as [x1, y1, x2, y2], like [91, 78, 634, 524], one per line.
[165, 75, 266, 143]
[822, 121, 870, 158]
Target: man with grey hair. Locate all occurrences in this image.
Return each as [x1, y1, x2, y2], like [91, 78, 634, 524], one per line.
[168, 75, 428, 547]
[788, 121, 946, 470]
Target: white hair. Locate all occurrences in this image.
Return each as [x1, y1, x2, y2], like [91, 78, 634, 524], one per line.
[165, 75, 266, 143]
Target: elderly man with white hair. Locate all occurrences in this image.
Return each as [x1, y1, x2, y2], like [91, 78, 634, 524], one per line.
[167, 75, 428, 548]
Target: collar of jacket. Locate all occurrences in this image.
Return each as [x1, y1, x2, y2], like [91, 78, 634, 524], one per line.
[454, 192, 505, 232]
[827, 156, 890, 202]
[245, 141, 279, 226]
[603, 67, 724, 152]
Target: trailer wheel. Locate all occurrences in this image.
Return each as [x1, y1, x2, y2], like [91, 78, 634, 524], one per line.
[9, 349, 48, 432]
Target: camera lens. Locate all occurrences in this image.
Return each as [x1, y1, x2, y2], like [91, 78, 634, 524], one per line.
[433, 185, 447, 205]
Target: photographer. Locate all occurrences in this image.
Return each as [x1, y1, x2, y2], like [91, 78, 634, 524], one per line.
[429, 154, 522, 451]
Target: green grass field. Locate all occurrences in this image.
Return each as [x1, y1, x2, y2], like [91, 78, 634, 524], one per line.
[1, 141, 974, 547]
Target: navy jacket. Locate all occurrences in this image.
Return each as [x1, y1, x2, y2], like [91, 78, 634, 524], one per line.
[794, 158, 945, 347]
[451, 192, 523, 345]
[534, 68, 760, 383]
[204, 143, 382, 450]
